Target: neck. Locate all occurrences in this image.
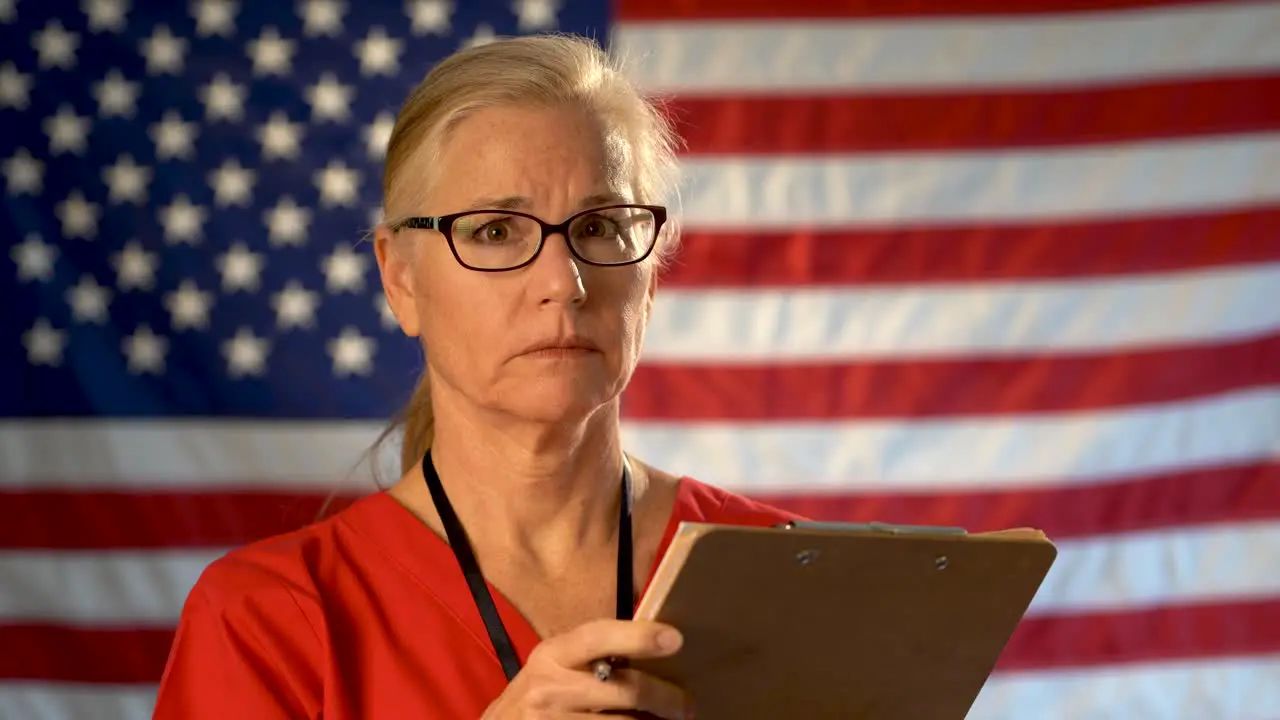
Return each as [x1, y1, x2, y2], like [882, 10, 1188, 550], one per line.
[423, 389, 630, 572]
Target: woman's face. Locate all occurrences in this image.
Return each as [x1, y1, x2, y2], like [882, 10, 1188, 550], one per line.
[376, 103, 658, 428]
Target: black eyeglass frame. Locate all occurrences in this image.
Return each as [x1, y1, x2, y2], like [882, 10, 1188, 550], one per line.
[388, 203, 668, 272]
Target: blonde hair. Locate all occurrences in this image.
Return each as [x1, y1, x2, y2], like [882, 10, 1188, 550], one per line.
[375, 33, 683, 477]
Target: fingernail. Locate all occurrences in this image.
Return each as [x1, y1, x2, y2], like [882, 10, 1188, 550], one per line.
[657, 628, 683, 651]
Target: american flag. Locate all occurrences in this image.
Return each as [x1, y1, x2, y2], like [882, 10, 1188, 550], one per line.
[2, 0, 1279, 716]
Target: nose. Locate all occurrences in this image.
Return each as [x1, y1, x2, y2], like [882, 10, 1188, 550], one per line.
[529, 230, 586, 307]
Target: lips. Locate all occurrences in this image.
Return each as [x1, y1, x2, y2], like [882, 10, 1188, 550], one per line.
[517, 336, 601, 357]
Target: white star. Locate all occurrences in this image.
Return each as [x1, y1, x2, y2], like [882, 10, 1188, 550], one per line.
[164, 278, 214, 330]
[122, 324, 167, 374]
[0, 62, 32, 110]
[354, 26, 402, 76]
[328, 326, 375, 376]
[56, 189, 101, 240]
[246, 26, 294, 76]
[112, 240, 158, 291]
[199, 73, 247, 123]
[92, 69, 140, 118]
[320, 244, 368, 293]
[314, 159, 360, 208]
[264, 196, 311, 246]
[24, 318, 68, 367]
[305, 73, 353, 123]
[158, 194, 207, 244]
[11, 234, 59, 282]
[299, 0, 345, 37]
[3, 148, 44, 195]
[44, 104, 92, 156]
[512, 0, 558, 31]
[150, 110, 199, 160]
[102, 154, 151, 204]
[0, 0, 15, 23]
[406, 0, 453, 35]
[374, 293, 399, 330]
[216, 241, 264, 292]
[208, 156, 255, 207]
[191, 0, 237, 37]
[82, 0, 129, 33]
[362, 111, 395, 159]
[223, 327, 270, 378]
[67, 274, 113, 323]
[33, 20, 80, 70]
[272, 280, 320, 329]
[140, 24, 188, 75]
[256, 111, 303, 161]
[463, 23, 497, 49]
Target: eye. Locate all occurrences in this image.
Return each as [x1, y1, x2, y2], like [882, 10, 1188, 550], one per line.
[576, 214, 619, 239]
[471, 219, 513, 243]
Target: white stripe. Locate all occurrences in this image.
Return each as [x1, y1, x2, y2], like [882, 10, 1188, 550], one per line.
[613, 2, 1280, 93]
[5, 655, 1279, 720]
[674, 134, 1280, 229]
[2, 388, 1277, 490]
[2, 522, 1276, 624]
[645, 263, 1280, 362]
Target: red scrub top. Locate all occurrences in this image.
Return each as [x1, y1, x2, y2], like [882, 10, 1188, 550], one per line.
[153, 477, 801, 719]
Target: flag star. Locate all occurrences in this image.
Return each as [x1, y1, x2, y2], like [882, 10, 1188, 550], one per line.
[0, 62, 32, 110]
[92, 69, 140, 118]
[158, 194, 208, 244]
[216, 241, 264, 292]
[223, 327, 270, 378]
[375, 293, 399, 330]
[362, 111, 394, 159]
[354, 26, 402, 76]
[82, 0, 129, 33]
[112, 240, 158, 291]
[512, 0, 558, 31]
[191, 0, 237, 37]
[299, 0, 345, 37]
[11, 234, 59, 282]
[272, 280, 320, 329]
[23, 318, 67, 367]
[314, 159, 360, 208]
[321, 244, 368, 293]
[256, 111, 303, 161]
[56, 189, 101, 239]
[304, 73, 354, 123]
[33, 20, 80, 70]
[0, 0, 15, 22]
[67, 273, 113, 323]
[122, 324, 168, 374]
[200, 73, 247, 122]
[406, 0, 453, 35]
[102, 154, 152, 204]
[3, 148, 44, 196]
[208, 156, 255, 207]
[140, 24, 188, 75]
[367, 206, 383, 228]
[327, 326, 375, 376]
[463, 23, 497, 49]
[164, 278, 214, 330]
[150, 110, 199, 161]
[44, 104, 92, 156]
[264, 195, 311, 246]
[246, 26, 295, 76]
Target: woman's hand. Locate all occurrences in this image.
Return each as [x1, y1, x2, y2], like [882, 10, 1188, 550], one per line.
[480, 618, 692, 719]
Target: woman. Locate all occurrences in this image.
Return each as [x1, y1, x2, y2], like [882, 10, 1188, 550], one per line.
[153, 33, 800, 719]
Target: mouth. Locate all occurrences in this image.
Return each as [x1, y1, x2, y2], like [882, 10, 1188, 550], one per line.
[518, 337, 602, 358]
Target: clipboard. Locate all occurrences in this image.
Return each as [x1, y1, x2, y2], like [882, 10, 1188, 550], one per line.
[629, 520, 1058, 719]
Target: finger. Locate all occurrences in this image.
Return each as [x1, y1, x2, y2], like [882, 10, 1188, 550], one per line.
[560, 668, 692, 719]
[541, 619, 684, 669]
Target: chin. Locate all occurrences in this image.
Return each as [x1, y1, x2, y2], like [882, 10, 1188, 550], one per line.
[494, 376, 620, 427]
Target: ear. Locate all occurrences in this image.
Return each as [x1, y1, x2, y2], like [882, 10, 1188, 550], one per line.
[374, 223, 421, 337]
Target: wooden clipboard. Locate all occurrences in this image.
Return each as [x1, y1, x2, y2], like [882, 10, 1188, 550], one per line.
[629, 521, 1057, 719]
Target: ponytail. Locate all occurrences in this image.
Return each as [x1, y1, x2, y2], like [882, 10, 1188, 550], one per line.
[398, 371, 435, 475]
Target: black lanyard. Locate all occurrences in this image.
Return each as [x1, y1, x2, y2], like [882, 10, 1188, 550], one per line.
[421, 449, 635, 681]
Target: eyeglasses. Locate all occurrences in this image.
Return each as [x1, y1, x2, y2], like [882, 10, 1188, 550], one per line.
[389, 204, 667, 272]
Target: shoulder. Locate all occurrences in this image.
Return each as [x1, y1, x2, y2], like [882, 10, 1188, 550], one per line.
[673, 475, 807, 527]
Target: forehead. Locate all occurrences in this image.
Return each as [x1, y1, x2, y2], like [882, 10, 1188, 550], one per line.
[428, 103, 632, 212]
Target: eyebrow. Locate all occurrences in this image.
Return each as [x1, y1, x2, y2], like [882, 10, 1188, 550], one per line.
[463, 192, 630, 212]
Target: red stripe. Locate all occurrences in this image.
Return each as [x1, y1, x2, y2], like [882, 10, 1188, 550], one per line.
[662, 206, 1280, 287]
[618, 0, 1216, 20]
[665, 76, 1280, 154]
[753, 462, 1280, 540]
[625, 334, 1280, 421]
[2, 462, 1276, 550]
[4, 598, 1277, 683]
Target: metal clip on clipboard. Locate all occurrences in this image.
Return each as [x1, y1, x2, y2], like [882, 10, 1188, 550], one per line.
[774, 520, 969, 536]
